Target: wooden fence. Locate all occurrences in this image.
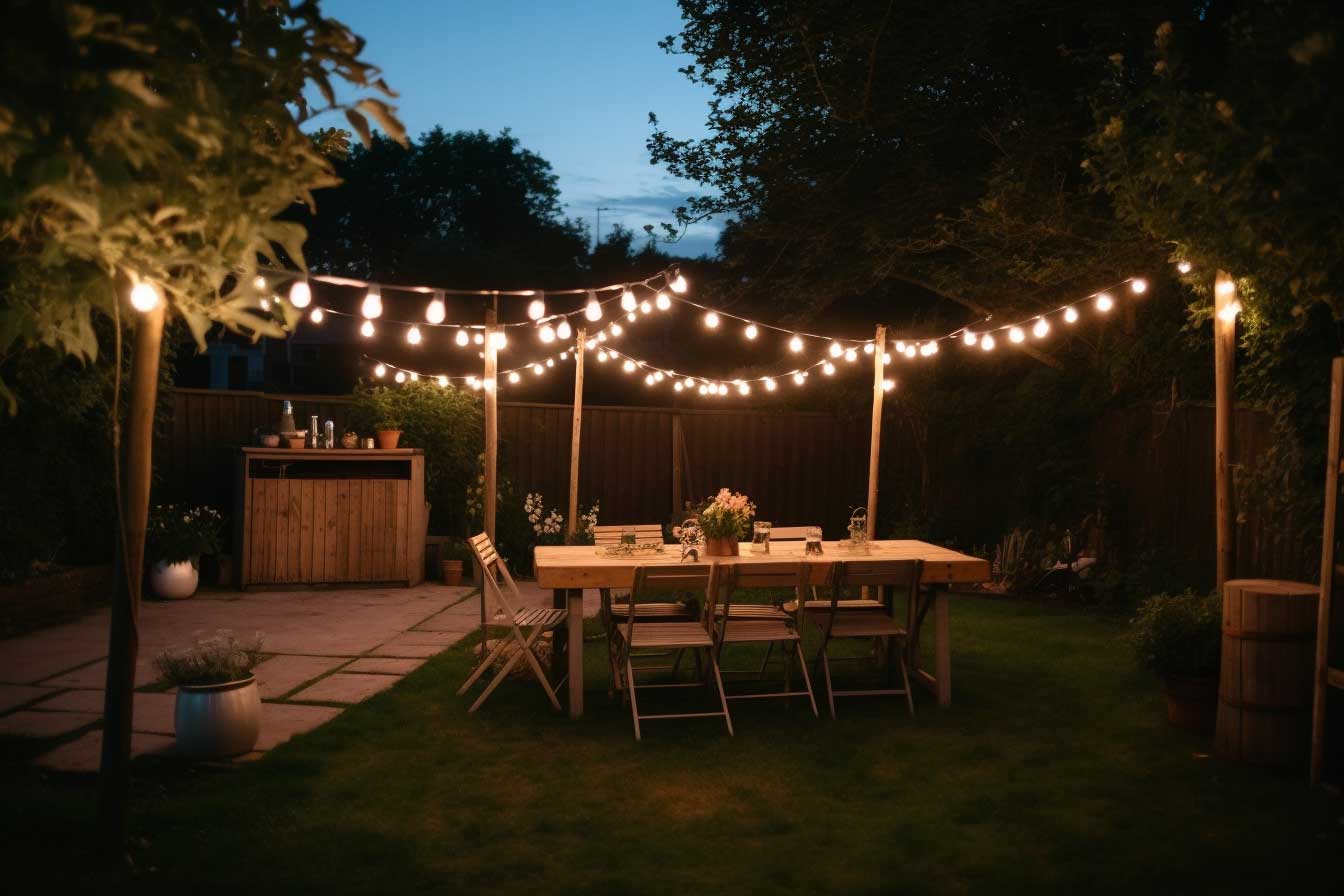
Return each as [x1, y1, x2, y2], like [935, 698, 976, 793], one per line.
[158, 388, 1316, 586]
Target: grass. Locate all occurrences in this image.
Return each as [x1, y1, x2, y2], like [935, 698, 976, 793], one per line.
[2, 594, 1340, 894]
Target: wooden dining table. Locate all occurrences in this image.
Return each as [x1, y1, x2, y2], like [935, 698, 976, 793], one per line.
[533, 539, 990, 719]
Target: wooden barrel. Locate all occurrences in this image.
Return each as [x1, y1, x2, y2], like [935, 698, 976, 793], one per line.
[1215, 579, 1318, 766]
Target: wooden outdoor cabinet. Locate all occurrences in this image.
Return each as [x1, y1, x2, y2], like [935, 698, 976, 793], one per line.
[236, 448, 426, 588]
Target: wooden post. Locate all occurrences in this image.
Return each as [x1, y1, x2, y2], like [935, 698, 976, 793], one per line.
[98, 301, 165, 853]
[1311, 357, 1343, 787]
[671, 414, 684, 517]
[483, 300, 498, 544]
[866, 324, 887, 539]
[565, 328, 585, 539]
[1214, 271, 1237, 588]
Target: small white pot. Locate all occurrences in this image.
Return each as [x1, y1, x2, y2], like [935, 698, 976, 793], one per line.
[150, 558, 199, 600]
[174, 677, 261, 759]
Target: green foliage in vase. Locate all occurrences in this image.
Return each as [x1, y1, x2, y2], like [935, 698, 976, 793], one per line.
[1128, 590, 1221, 679]
[146, 504, 224, 566]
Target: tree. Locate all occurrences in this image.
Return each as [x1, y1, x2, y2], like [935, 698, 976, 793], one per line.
[0, 0, 402, 858]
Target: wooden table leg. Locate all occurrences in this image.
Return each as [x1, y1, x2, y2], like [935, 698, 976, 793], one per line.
[565, 589, 585, 719]
[551, 588, 567, 683]
[909, 584, 952, 707]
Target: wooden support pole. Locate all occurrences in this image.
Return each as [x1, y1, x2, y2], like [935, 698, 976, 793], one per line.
[566, 329, 585, 539]
[98, 301, 165, 854]
[483, 301, 498, 544]
[1311, 356, 1343, 787]
[866, 324, 887, 539]
[671, 414, 684, 518]
[1213, 271, 1237, 588]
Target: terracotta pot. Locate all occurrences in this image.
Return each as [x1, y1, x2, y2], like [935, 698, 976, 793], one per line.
[1163, 673, 1218, 735]
[286, 436, 306, 450]
[703, 536, 739, 557]
[441, 559, 463, 586]
[149, 558, 199, 600]
[376, 429, 402, 449]
[174, 677, 261, 759]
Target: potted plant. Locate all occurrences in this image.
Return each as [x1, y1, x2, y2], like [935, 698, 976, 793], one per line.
[1130, 590, 1221, 734]
[146, 504, 224, 600]
[696, 488, 756, 556]
[154, 630, 264, 759]
[374, 415, 402, 449]
[441, 539, 472, 585]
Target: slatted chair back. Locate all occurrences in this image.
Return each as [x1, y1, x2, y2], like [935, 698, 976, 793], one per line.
[625, 563, 714, 646]
[710, 561, 806, 635]
[592, 524, 665, 545]
[769, 526, 818, 540]
[828, 559, 922, 626]
[468, 532, 522, 619]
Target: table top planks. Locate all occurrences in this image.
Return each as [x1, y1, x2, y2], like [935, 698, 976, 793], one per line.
[533, 539, 990, 590]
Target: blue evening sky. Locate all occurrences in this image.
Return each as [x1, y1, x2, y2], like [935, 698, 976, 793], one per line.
[317, 0, 722, 257]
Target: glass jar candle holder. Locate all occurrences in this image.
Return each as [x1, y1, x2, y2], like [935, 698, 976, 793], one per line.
[752, 521, 772, 554]
[804, 526, 824, 556]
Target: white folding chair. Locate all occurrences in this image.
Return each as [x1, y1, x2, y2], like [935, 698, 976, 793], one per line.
[456, 532, 567, 713]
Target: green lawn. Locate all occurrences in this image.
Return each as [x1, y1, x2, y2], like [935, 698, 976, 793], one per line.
[2, 595, 1340, 894]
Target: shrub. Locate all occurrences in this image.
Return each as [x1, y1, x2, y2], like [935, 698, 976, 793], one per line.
[1129, 590, 1221, 679]
[154, 630, 264, 687]
[146, 504, 224, 565]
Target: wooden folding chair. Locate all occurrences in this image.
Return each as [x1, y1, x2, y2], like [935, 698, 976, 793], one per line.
[613, 563, 732, 741]
[709, 562, 818, 716]
[772, 526, 884, 616]
[456, 532, 567, 714]
[811, 559, 923, 719]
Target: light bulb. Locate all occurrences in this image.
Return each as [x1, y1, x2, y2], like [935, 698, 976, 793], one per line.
[555, 319, 572, 340]
[737, 382, 750, 396]
[456, 330, 470, 346]
[259, 297, 270, 311]
[621, 288, 637, 312]
[1095, 293, 1114, 312]
[883, 379, 896, 392]
[394, 371, 406, 383]
[532, 364, 544, 376]
[674, 382, 684, 392]
[623, 359, 636, 373]
[309, 307, 325, 324]
[361, 287, 382, 319]
[655, 292, 671, 311]
[1009, 326, 1025, 344]
[252, 275, 268, 293]
[610, 322, 623, 336]
[438, 375, 448, 387]
[864, 343, 875, 355]
[288, 280, 312, 309]
[360, 320, 375, 338]
[697, 385, 707, 396]
[789, 335, 804, 353]
[683, 377, 695, 389]
[409, 372, 418, 382]
[844, 348, 858, 363]
[547, 358, 555, 367]
[1215, 279, 1236, 296]
[745, 323, 758, 340]
[584, 292, 602, 321]
[407, 326, 422, 345]
[718, 383, 729, 395]
[489, 330, 507, 351]
[473, 332, 484, 345]
[895, 341, 907, 353]
[919, 342, 933, 357]
[828, 341, 843, 358]
[669, 272, 688, 293]
[793, 371, 806, 385]
[654, 371, 665, 382]
[962, 331, 977, 346]
[645, 373, 657, 386]
[764, 378, 777, 392]
[980, 334, 995, 351]
[704, 311, 720, 328]
[626, 311, 637, 323]
[1032, 318, 1049, 338]
[640, 300, 652, 315]
[129, 281, 162, 312]
[926, 341, 940, 356]
[426, 292, 446, 324]
[1130, 278, 1148, 295]
[596, 331, 607, 342]
[1064, 307, 1079, 324]
[1217, 300, 1243, 322]
[527, 297, 546, 320]
[597, 350, 608, 362]
[375, 363, 386, 377]
[471, 379, 483, 391]
[1177, 261, 1192, 274]
[509, 371, 521, 384]
[539, 324, 555, 343]
[823, 361, 836, 375]
[904, 344, 916, 358]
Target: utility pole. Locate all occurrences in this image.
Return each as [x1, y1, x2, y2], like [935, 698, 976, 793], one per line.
[594, 206, 611, 251]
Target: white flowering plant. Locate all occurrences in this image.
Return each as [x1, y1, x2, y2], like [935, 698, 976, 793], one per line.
[696, 489, 756, 540]
[154, 629, 263, 687]
[524, 492, 565, 546]
[146, 504, 224, 566]
[568, 500, 600, 545]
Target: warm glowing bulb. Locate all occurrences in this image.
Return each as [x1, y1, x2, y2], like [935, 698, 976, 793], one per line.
[980, 334, 995, 351]
[129, 281, 162, 312]
[555, 319, 572, 340]
[962, 331, 977, 346]
[409, 372, 418, 382]
[828, 341, 843, 358]
[844, 348, 858, 363]
[655, 292, 671, 311]
[489, 331, 507, 351]
[669, 273, 688, 293]
[904, 345, 916, 358]
[597, 350, 608, 362]
[704, 311, 720, 328]
[539, 324, 555, 343]
[881, 351, 892, 364]
[698, 385, 708, 396]
[596, 331, 607, 343]
[764, 378, 777, 392]
[259, 297, 271, 311]
[620, 288, 637, 312]
[864, 343, 875, 355]
[361, 287, 382, 319]
[745, 323, 758, 340]
[738, 382, 750, 396]
[1215, 279, 1235, 296]
[654, 371, 665, 382]
[252, 275, 267, 291]
[610, 322, 624, 336]
[1009, 327, 1025, 344]
[532, 364, 544, 376]
[288, 281, 312, 308]
[527, 297, 546, 320]
[309, 307, 325, 324]
[1217, 300, 1243, 322]
[626, 311, 637, 323]
[1130, 278, 1148, 295]
[509, 371, 521, 384]
[471, 379, 483, 391]
[455, 330, 470, 346]
[789, 335, 804, 353]
[360, 320, 375, 338]
[1177, 261, 1192, 274]
[1064, 306, 1079, 324]
[425, 293, 446, 324]
[718, 384, 730, 395]
[394, 371, 406, 383]
[674, 382, 684, 392]
[895, 341, 907, 353]
[473, 332, 484, 345]
[585, 292, 602, 321]
[623, 359, 636, 373]
[793, 371, 807, 385]
[375, 363, 387, 377]
[438, 375, 448, 387]
[883, 379, 896, 392]
[644, 373, 655, 386]
[1032, 318, 1050, 338]
[683, 377, 695, 389]
[823, 361, 836, 375]
[1096, 293, 1114, 312]
[640, 300, 652, 315]
[407, 326, 422, 345]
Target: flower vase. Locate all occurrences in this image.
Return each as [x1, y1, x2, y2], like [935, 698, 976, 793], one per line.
[704, 536, 739, 557]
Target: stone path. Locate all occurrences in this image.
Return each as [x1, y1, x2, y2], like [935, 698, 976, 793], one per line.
[0, 579, 601, 773]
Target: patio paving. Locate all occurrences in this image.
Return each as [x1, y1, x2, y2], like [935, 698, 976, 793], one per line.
[0, 580, 602, 772]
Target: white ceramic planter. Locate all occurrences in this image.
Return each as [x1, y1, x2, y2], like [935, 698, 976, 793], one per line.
[174, 677, 261, 759]
[150, 558, 199, 600]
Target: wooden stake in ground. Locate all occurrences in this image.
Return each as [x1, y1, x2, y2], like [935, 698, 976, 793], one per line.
[866, 324, 887, 539]
[98, 301, 165, 853]
[1213, 271, 1237, 588]
[566, 329, 585, 539]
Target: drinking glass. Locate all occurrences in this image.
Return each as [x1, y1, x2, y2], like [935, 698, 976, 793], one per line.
[621, 526, 637, 545]
[804, 526, 824, 556]
[752, 521, 772, 554]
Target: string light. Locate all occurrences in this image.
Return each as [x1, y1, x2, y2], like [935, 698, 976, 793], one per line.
[596, 331, 607, 343]
[473, 332, 484, 345]
[789, 335, 804, 353]
[621, 288, 637, 312]
[374, 363, 387, 377]
[1009, 326, 1025, 344]
[309, 307, 325, 324]
[407, 326, 422, 345]
[252, 275, 267, 291]
[737, 382, 750, 396]
[1032, 318, 1050, 338]
[980, 334, 995, 351]
[1217, 300, 1243, 322]
[626, 311, 637, 323]
[361, 320, 375, 338]
[844, 348, 858, 363]
[704, 311, 720, 328]
[288, 280, 312, 309]
[394, 370, 406, 383]
[426, 291, 446, 324]
[409, 372, 418, 382]
[674, 382, 684, 392]
[361, 286, 382, 319]
[539, 324, 555, 343]
[962, 331, 977, 346]
[509, 371, 521, 384]
[1177, 261, 1192, 274]
[623, 359, 636, 373]
[793, 371, 807, 385]
[597, 350, 609, 362]
[745, 323, 759, 340]
[683, 377, 695, 389]
[882, 352, 891, 364]
[1215, 279, 1236, 296]
[259, 297, 271, 311]
[489, 331, 507, 351]
[903, 344, 916, 359]
[610, 322, 623, 336]
[764, 377, 777, 391]
[129, 281, 162, 313]
[895, 341, 907, 353]
[1095, 293, 1114, 312]
[640, 300, 652, 315]
[863, 343, 875, 355]
[883, 379, 896, 391]
[1064, 307, 1079, 324]
[645, 373, 655, 386]
[556, 319, 572, 340]
[532, 363, 544, 375]
[654, 371, 664, 382]
[828, 342, 843, 358]
[656, 292, 671, 311]
[527, 296, 546, 320]
[585, 291, 603, 321]
[823, 361, 836, 375]
[669, 272, 688, 293]
[438, 375, 448, 387]
[456, 330, 470, 346]
[1130, 279, 1148, 295]
[547, 358, 555, 367]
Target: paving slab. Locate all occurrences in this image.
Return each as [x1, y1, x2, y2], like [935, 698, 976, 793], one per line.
[0, 709, 100, 738]
[39, 659, 158, 690]
[253, 654, 354, 699]
[390, 630, 466, 646]
[413, 612, 482, 633]
[343, 657, 425, 675]
[368, 639, 442, 659]
[288, 672, 400, 704]
[0, 683, 55, 714]
[254, 703, 341, 751]
[34, 730, 175, 774]
[29, 689, 179, 736]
